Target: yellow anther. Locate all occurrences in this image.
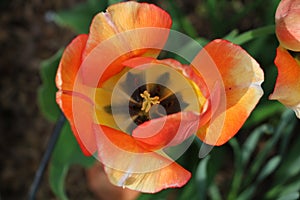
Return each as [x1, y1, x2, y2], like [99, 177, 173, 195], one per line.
[140, 90, 160, 113]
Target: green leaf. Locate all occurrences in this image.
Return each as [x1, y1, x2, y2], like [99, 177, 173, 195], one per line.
[208, 183, 222, 200]
[277, 192, 300, 200]
[243, 102, 285, 129]
[256, 156, 281, 182]
[230, 25, 275, 45]
[108, 0, 122, 5]
[227, 138, 243, 200]
[49, 164, 69, 200]
[244, 110, 296, 186]
[241, 124, 273, 165]
[196, 156, 210, 200]
[38, 49, 63, 122]
[49, 122, 95, 199]
[53, 0, 108, 34]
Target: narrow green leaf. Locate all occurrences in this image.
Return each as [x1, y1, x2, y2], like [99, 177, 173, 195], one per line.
[223, 29, 239, 41]
[38, 49, 63, 122]
[196, 156, 210, 200]
[236, 186, 255, 200]
[208, 183, 222, 200]
[230, 25, 275, 45]
[274, 134, 300, 184]
[244, 110, 296, 186]
[227, 138, 243, 200]
[241, 124, 273, 165]
[277, 192, 300, 200]
[49, 165, 69, 200]
[266, 178, 300, 200]
[256, 156, 281, 182]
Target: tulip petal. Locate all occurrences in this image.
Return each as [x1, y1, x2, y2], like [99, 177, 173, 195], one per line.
[81, 2, 172, 87]
[56, 91, 97, 155]
[275, 0, 300, 51]
[132, 112, 199, 150]
[93, 125, 191, 193]
[104, 162, 191, 193]
[270, 47, 300, 118]
[194, 39, 264, 145]
[85, 1, 171, 57]
[56, 34, 88, 91]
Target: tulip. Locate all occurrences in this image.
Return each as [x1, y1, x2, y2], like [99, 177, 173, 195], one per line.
[56, 1, 264, 192]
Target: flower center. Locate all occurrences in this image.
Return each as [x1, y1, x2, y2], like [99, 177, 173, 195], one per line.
[140, 90, 160, 113]
[128, 83, 185, 130]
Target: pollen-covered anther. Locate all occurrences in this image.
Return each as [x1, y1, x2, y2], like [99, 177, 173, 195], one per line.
[140, 90, 160, 113]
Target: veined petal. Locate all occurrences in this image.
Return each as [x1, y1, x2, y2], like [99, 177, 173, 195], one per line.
[56, 91, 97, 155]
[84, 1, 172, 57]
[56, 34, 88, 91]
[194, 39, 264, 145]
[104, 162, 191, 193]
[270, 47, 300, 118]
[275, 0, 300, 51]
[80, 2, 172, 87]
[93, 125, 191, 193]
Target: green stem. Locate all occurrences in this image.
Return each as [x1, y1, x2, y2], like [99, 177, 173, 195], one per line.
[231, 25, 275, 45]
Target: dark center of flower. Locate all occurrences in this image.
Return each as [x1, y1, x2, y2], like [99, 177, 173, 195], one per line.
[128, 83, 183, 127]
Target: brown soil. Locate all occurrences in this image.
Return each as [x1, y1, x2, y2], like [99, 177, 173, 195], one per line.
[0, 0, 96, 199]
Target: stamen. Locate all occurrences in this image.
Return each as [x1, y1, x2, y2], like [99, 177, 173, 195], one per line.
[140, 90, 160, 113]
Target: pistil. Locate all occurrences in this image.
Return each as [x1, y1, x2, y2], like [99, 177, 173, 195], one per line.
[140, 90, 160, 113]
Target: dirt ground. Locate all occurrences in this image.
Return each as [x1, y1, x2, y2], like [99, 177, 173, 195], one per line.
[0, 0, 98, 199]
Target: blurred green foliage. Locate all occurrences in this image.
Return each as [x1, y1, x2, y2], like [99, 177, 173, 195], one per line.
[38, 0, 300, 199]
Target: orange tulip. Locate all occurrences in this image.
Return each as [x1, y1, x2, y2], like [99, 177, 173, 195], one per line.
[270, 0, 300, 118]
[270, 47, 300, 118]
[275, 0, 300, 51]
[56, 1, 264, 193]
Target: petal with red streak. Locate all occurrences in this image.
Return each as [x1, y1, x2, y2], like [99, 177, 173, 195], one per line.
[56, 34, 88, 91]
[270, 47, 300, 118]
[56, 91, 97, 155]
[194, 39, 264, 145]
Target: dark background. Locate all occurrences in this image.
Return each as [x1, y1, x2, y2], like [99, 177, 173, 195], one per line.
[0, 0, 97, 199]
